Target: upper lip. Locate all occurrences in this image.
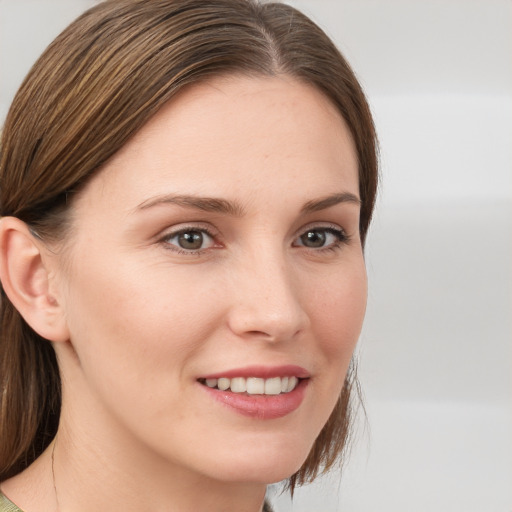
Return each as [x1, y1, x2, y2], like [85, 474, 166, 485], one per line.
[200, 365, 310, 380]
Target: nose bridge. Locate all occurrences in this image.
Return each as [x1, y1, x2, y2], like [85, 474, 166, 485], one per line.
[227, 242, 309, 341]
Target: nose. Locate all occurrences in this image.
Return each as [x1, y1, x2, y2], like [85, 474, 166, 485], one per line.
[226, 252, 310, 343]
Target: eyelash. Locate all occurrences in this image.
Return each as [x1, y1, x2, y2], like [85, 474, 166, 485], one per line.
[293, 226, 350, 253]
[158, 224, 350, 255]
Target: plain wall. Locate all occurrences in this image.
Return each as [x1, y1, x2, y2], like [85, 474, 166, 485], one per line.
[1, 1, 511, 510]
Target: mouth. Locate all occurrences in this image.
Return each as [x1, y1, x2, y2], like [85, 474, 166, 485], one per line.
[197, 366, 310, 419]
[198, 376, 302, 395]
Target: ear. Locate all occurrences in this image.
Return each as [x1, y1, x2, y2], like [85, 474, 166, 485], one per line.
[0, 217, 69, 343]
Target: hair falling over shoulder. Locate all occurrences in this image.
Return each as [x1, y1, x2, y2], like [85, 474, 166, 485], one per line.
[0, 0, 378, 491]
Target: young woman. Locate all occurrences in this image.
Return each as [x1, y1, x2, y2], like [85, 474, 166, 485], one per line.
[0, 1, 378, 510]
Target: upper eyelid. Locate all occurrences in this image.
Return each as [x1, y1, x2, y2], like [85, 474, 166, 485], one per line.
[294, 222, 347, 237]
[155, 220, 350, 243]
[158, 223, 218, 238]
[164, 227, 215, 239]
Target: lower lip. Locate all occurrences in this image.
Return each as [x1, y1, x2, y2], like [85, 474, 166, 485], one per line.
[200, 379, 309, 420]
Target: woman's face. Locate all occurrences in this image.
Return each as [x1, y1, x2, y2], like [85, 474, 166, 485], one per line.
[53, 75, 367, 484]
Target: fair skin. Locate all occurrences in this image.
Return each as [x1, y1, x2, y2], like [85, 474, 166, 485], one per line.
[0, 75, 366, 512]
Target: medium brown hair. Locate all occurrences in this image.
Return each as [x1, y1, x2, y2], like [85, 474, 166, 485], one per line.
[0, 0, 378, 490]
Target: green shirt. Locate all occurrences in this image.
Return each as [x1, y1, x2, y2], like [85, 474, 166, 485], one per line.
[0, 492, 274, 512]
[0, 493, 22, 512]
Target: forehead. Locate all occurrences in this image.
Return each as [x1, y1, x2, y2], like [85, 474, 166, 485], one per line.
[77, 74, 358, 211]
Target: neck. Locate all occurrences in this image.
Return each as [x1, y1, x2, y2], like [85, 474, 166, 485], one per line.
[49, 344, 270, 512]
[50, 415, 267, 512]
[2, 395, 268, 512]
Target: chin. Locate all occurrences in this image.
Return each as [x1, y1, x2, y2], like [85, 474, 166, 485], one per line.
[211, 462, 304, 486]
[196, 437, 312, 485]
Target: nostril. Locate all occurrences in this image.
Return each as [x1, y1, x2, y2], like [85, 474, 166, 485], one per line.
[225, 279, 309, 341]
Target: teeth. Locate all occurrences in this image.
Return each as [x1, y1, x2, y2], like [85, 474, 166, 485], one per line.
[202, 376, 300, 395]
[287, 376, 298, 392]
[230, 377, 247, 393]
[246, 377, 265, 394]
[205, 378, 217, 388]
[217, 377, 230, 391]
[264, 377, 281, 395]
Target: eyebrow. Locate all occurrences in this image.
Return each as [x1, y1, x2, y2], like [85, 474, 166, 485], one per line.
[300, 192, 361, 214]
[135, 191, 360, 216]
[136, 194, 245, 216]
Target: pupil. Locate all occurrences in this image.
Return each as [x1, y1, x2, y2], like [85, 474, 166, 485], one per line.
[178, 231, 203, 250]
[302, 230, 325, 247]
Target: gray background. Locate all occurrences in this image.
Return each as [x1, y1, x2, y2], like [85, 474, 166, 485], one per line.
[1, 1, 511, 510]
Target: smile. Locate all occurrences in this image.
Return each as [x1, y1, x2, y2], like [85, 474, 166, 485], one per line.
[199, 376, 300, 395]
[197, 365, 310, 419]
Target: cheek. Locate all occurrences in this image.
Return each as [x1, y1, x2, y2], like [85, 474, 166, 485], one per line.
[309, 263, 367, 360]
[60, 252, 221, 394]
[286, 261, 367, 457]
[304, 260, 366, 421]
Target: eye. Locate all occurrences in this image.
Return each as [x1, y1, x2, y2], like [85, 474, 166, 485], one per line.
[163, 228, 216, 252]
[294, 227, 348, 249]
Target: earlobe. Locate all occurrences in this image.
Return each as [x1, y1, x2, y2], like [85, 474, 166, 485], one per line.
[0, 216, 69, 343]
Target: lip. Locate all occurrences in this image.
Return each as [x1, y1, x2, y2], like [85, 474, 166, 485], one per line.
[200, 364, 310, 380]
[198, 366, 310, 420]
